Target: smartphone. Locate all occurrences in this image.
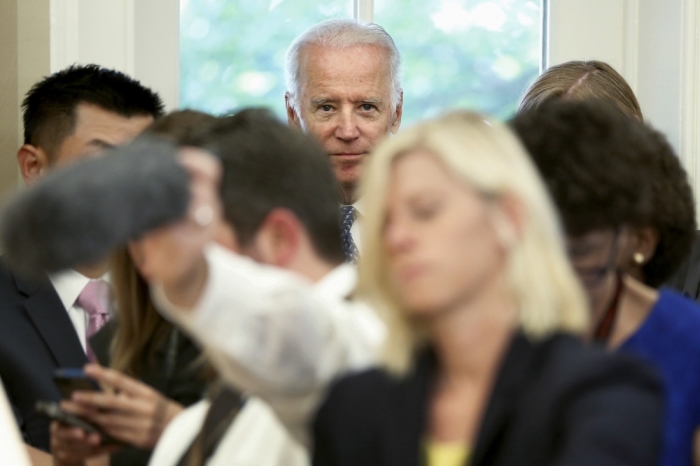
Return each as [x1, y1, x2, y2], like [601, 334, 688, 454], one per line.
[53, 368, 100, 399]
[35, 400, 124, 446]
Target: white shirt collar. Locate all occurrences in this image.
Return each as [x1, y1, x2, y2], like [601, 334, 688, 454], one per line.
[352, 199, 364, 216]
[314, 263, 357, 302]
[48, 270, 111, 312]
[341, 199, 363, 216]
[47, 269, 92, 312]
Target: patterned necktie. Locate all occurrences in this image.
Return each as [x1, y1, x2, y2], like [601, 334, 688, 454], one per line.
[340, 205, 359, 263]
[77, 280, 110, 362]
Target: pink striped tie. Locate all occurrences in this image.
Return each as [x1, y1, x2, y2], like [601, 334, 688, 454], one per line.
[77, 280, 110, 362]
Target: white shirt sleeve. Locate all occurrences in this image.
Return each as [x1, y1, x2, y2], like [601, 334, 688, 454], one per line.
[151, 243, 382, 445]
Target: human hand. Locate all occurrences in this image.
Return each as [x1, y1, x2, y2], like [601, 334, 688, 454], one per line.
[128, 148, 223, 309]
[50, 420, 120, 465]
[61, 364, 183, 449]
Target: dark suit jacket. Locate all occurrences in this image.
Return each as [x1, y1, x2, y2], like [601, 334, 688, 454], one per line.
[0, 260, 87, 451]
[313, 332, 663, 466]
[665, 231, 700, 301]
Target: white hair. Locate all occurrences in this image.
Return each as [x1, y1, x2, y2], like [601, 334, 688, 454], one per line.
[285, 19, 403, 112]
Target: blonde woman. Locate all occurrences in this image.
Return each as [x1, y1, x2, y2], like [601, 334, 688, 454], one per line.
[118, 111, 664, 465]
[311, 111, 663, 466]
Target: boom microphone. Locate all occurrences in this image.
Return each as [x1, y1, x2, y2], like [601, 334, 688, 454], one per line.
[0, 138, 190, 279]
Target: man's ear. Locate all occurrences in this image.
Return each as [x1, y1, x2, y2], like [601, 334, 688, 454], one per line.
[17, 144, 50, 185]
[390, 90, 404, 134]
[251, 209, 302, 267]
[285, 93, 302, 130]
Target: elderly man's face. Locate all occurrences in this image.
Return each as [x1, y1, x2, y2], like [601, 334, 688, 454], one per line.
[287, 44, 402, 203]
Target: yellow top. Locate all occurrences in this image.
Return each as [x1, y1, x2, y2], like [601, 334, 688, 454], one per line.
[425, 440, 470, 466]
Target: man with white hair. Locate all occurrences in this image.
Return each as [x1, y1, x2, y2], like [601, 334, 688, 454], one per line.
[285, 19, 403, 260]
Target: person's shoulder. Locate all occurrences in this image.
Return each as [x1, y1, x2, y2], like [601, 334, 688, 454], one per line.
[0, 258, 21, 294]
[534, 333, 661, 394]
[323, 367, 393, 408]
[645, 289, 700, 342]
[313, 367, 392, 464]
[173, 398, 210, 425]
[0, 258, 39, 319]
[149, 399, 209, 466]
[633, 288, 700, 355]
[656, 287, 700, 316]
[315, 366, 395, 434]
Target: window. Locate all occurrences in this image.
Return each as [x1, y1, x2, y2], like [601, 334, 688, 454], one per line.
[180, 0, 352, 115]
[180, 0, 542, 122]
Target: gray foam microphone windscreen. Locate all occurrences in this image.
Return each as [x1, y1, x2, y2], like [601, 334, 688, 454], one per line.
[1, 138, 190, 279]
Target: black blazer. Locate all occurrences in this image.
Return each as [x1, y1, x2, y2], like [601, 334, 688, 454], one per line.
[665, 231, 700, 302]
[313, 332, 663, 466]
[0, 260, 87, 451]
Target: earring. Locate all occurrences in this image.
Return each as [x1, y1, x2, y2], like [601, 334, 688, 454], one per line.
[633, 252, 645, 265]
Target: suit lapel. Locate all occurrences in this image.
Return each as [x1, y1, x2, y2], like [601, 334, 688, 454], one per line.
[15, 274, 88, 368]
[470, 333, 535, 466]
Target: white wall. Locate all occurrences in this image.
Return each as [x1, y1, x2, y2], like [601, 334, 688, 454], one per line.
[0, 0, 178, 205]
[547, 0, 700, 218]
[50, 0, 179, 110]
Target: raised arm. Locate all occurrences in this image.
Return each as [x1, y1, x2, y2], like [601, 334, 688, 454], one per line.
[134, 149, 381, 444]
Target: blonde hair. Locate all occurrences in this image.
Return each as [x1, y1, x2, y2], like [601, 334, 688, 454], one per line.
[519, 60, 643, 121]
[357, 111, 589, 374]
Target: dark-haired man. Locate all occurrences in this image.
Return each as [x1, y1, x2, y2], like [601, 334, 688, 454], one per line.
[121, 110, 381, 465]
[0, 64, 163, 459]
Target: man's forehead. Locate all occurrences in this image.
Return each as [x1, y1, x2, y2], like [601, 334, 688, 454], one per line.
[73, 103, 152, 136]
[299, 44, 393, 97]
[300, 43, 391, 77]
[51, 102, 152, 163]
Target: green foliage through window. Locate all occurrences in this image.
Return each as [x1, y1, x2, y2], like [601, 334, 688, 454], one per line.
[180, 0, 541, 123]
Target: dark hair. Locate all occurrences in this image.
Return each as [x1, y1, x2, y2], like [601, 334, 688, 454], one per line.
[198, 108, 346, 265]
[512, 100, 696, 286]
[142, 109, 217, 146]
[519, 60, 643, 121]
[22, 64, 164, 158]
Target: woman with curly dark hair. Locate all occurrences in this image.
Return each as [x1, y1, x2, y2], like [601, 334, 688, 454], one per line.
[513, 100, 700, 466]
[519, 60, 695, 288]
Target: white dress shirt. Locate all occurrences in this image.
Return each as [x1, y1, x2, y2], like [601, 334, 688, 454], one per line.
[48, 269, 93, 353]
[152, 243, 384, 447]
[148, 397, 307, 466]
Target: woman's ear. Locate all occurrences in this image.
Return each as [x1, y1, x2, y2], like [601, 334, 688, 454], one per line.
[626, 226, 660, 267]
[490, 193, 525, 250]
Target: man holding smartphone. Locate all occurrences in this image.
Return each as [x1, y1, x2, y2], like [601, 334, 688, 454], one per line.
[0, 65, 162, 464]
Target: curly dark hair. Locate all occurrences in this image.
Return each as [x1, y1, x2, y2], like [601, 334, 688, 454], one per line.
[512, 100, 696, 287]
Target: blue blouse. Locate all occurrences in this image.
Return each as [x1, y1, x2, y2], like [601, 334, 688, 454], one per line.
[621, 289, 700, 466]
